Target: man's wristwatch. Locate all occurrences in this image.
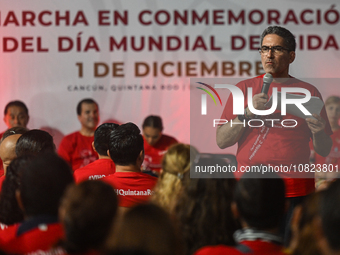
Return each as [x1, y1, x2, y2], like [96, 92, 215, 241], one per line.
[238, 113, 247, 122]
[238, 108, 251, 122]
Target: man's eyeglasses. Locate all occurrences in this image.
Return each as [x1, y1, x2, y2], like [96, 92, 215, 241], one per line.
[258, 46, 290, 54]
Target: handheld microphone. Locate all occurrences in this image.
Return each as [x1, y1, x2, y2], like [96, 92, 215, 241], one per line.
[261, 73, 273, 94]
[253, 73, 273, 119]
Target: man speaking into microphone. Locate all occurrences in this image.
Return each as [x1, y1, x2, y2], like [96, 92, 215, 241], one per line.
[216, 26, 332, 243]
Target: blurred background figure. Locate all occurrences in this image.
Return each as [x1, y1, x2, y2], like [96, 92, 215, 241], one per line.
[0, 155, 35, 226]
[232, 172, 286, 255]
[55, 180, 118, 254]
[1, 101, 29, 136]
[174, 157, 238, 255]
[315, 179, 340, 255]
[0, 127, 28, 188]
[15, 129, 56, 157]
[310, 96, 340, 190]
[142, 115, 178, 175]
[151, 143, 198, 213]
[195, 172, 286, 255]
[0, 100, 30, 174]
[289, 192, 323, 255]
[58, 98, 99, 171]
[106, 203, 182, 255]
[0, 153, 74, 254]
[73, 123, 118, 183]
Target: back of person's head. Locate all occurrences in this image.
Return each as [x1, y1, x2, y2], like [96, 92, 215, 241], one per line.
[60, 180, 118, 253]
[4, 101, 29, 116]
[290, 192, 323, 255]
[174, 157, 237, 255]
[76, 98, 98, 116]
[19, 153, 74, 217]
[0, 155, 35, 225]
[260, 26, 296, 52]
[152, 144, 198, 212]
[15, 129, 55, 157]
[234, 171, 285, 230]
[142, 115, 163, 131]
[108, 122, 144, 166]
[1, 127, 28, 142]
[94, 123, 119, 156]
[106, 203, 181, 255]
[319, 179, 340, 253]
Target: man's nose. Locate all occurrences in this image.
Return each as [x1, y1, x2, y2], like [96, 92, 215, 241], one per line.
[267, 49, 274, 57]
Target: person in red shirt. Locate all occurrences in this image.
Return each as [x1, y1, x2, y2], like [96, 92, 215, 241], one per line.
[311, 96, 340, 189]
[74, 123, 118, 183]
[142, 115, 178, 175]
[0, 101, 29, 175]
[58, 98, 100, 171]
[103, 122, 158, 208]
[0, 153, 74, 254]
[216, 26, 332, 245]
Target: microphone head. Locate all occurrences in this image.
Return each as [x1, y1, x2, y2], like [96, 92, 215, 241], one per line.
[263, 73, 273, 84]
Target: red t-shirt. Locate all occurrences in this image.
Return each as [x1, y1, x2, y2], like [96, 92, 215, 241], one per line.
[220, 75, 332, 197]
[73, 158, 116, 183]
[58, 131, 98, 171]
[0, 217, 63, 254]
[103, 171, 158, 207]
[194, 245, 243, 255]
[143, 134, 178, 173]
[194, 241, 287, 255]
[0, 131, 4, 173]
[311, 129, 340, 167]
[0, 175, 5, 193]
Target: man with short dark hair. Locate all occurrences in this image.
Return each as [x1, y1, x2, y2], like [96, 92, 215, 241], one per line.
[216, 26, 332, 244]
[0, 153, 74, 254]
[103, 122, 157, 208]
[194, 172, 286, 255]
[58, 98, 100, 171]
[73, 123, 118, 183]
[232, 172, 286, 254]
[2, 100, 29, 132]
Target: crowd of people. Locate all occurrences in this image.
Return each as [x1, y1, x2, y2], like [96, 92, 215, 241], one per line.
[0, 25, 339, 255]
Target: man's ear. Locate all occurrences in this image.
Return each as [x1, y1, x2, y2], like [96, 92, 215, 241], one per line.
[136, 150, 144, 166]
[92, 141, 97, 153]
[107, 150, 110, 158]
[139, 150, 144, 161]
[289, 51, 295, 64]
[15, 190, 25, 212]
